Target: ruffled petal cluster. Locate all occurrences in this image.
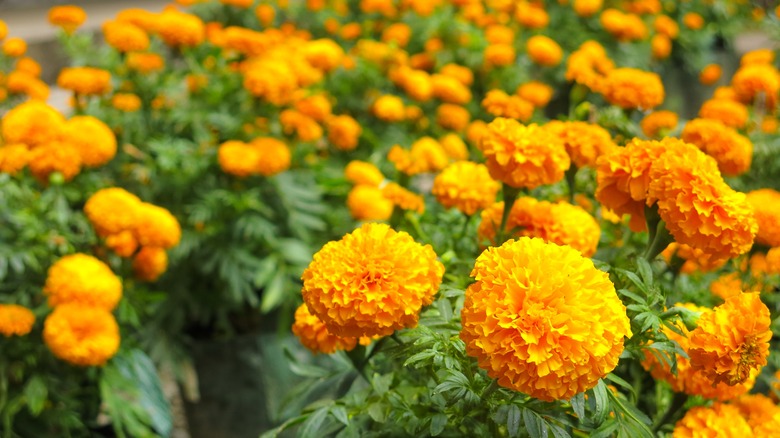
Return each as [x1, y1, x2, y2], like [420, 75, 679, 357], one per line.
[544, 120, 617, 168]
[292, 304, 359, 354]
[681, 118, 752, 176]
[746, 189, 780, 247]
[43, 304, 120, 367]
[602, 67, 664, 110]
[673, 403, 752, 437]
[432, 161, 500, 216]
[460, 237, 630, 401]
[44, 254, 123, 311]
[0, 304, 35, 337]
[218, 137, 291, 177]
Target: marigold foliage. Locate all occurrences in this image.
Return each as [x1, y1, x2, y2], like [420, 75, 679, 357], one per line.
[44, 254, 123, 311]
[301, 223, 444, 338]
[0, 304, 35, 337]
[432, 161, 499, 216]
[43, 304, 120, 367]
[460, 237, 630, 401]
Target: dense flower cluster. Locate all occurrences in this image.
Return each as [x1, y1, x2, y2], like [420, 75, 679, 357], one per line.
[218, 138, 291, 177]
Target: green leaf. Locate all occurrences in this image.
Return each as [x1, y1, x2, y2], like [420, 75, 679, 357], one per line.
[260, 268, 287, 313]
[330, 405, 349, 426]
[549, 423, 571, 438]
[615, 269, 648, 294]
[367, 402, 387, 423]
[299, 407, 329, 438]
[523, 409, 546, 438]
[506, 405, 522, 438]
[604, 374, 636, 402]
[591, 380, 610, 425]
[570, 393, 585, 419]
[590, 418, 620, 438]
[23, 376, 47, 416]
[635, 258, 653, 286]
[430, 413, 448, 436]
[372, 373, 393, 396]
[403, 350, 437, 368]
[436, 298, 453, 322]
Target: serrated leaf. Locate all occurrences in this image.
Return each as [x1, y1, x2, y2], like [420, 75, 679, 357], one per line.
[635, 258, 653, 286]
[615, 269, 648, 294]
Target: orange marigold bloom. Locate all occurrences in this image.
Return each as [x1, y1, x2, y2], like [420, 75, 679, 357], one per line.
[243, 59, 299, 106]
[698, 98, 748, 129]
[480, 118, 570, 189]
[731, 394, 780, 436]
[600, 9, 647, 42]
[0, 144, 30, 175]
[431, 74, 472, 104]
[292, 304, 359, 354]
[654, 15, 679, 39]
[255, 5, 276, 26]
[741, 49, 774, 66]
[105, 231, 139, 258]
[0, 304, 35, 337]
[436, 104, 471, 132]
[440, 63, 473, 86]
[345, 160, 384, 186]
[326, 115, 361, 151]
[688, 293, 771, 386]
[602, 68, 664, 110]
[746, 189, 780, 247]
[126, 52, 164, 73]
[514, 2, 549, 29]
[565, 40, 614, 93]
[6, 71, 49, 101]
[48, 5, 86, 33]
[640, 110, 678, 138]
[44, 254, 123, 311]
[388, 137, 448, 175]
[731, 63, 779, 108]
[681, 118, 752, 176]
[1, 100, 65, 147]
[439, 133, 469, 161]
[57, 67, 111, 96]
[481, 90, 534, 122]
[484, 43, 516, 68]
[43, 304, 120, 367]
[372, 95, 406, 122]
[301, 223, 444, 337]
[381, 182, 425, 214]
[133, 247, 168, 282]
[62, 116, 117, 168]
[544, 120, 616, 168]
[112, 93, 142, 112]
[662, 242, 727, 274]
[682, 12, 704, 30]
[517, 81, 554, 108]
[103, 20, 150, 53]
[526, 35, 563, 67]
[28, 141, 82, 182]
[432, 161, 500, 216]
[295, 94, 332, 122]
[2, 38, 27, 57]
[251, 137, 291, 177]
[156, 10, 205, 47]
[15, 57, 41, 78]
[673, 403, 751, 437]
[710, 272, 760, 301]
[303, 39, 345, 72]
[85, 188, 141, 237]
[648, 141, 757, 260]
[699, 64, 722, 86]
[133, 203, 181, 250]
[347, 185, 394, 221]
[280, 109, 323, 142]
[461, 237, 630, 401]
[0, 19, 7, 40]
[651, 34, 671, 60]
[573, 0, 602, 17]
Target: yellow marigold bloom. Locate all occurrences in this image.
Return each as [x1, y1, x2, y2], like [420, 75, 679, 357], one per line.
[48, 5, 86, 33]
[431, 74, 472, 104]
[654, 15, 679, 39]
[3, 37, 27, 57]
[432, 161, 499, 216]
[243, 59, 299, 106]
[517, 81, 553, 108]
[347, 185, 394, 221]
[436, 104, 470, 131]
[681, 118, 752, 176]
[43, 304, 120, 367]
[372, 95, 406, 122]
[28, 142, 82, 182]
[651, 34, 672, 60]
[0, 304, 35, 337]
[515, 1, 549, 29]
[102, 20, 149, 53]
[345, 160, 384, 186]
[484, 43, 516, 68]
[133, 247, 168, 282]
[381, 182, 425, 214]
[0, 19, 7, 40]
[648, 141, 757, 260]
[133, 203, 181, 250]
[602, 68, 664, 110]
[292, 303, 359, 354]
[388, 137, 448, 176]
[698, 99, 748, 129]
[746, 189, 780, 247]
[6, 71, 49, 101]
[251, 137, 291, 177]
[479, 118, 570, 190]
[85, 188, 142, 237]
[439, 133, 469, 161]
[392, 67, 433, 102]
[526, 35, 563, 67]
[682, 12, 705, 30]
[662, 242, 727, 274]
[15, 57, 41, 78]
[112, 93, 142, 112]
[280, 109, 323, 142]
[732, 394, 780, 436]
[485, 25, 514, 45]
[640, 110, 678, 138]
[688, 293, 771, 386]
[673, 403, 751, 437]
[1, 100, 65, 147]
[44, 254, 122, 311]
[302, 223, 444, 337]
[105, 231, 138, 258]
[731, 63, 779, 108]
[62, 116, 117, 168]
[294, 94, 332, 123]
[303, 39, 344, 72]
[440, 63, 473, 86]
[741, 49, 774, 66]
[326, 115, 361, 151]
[699, 64, 722, 86]
[565, 40, 614, 93]
[573, 0, 602, 17]
[544, 120, 616, 169]
[710, 272, 760, 300]
[0, 144, 30, 175]
[156, 10, 205, 47]
[461, 237, 629, 401]
[600, 9, 647, 42]
[57, 67, 111, 96]
[126, 52, 164, 73]
[481, 90, 534, 122]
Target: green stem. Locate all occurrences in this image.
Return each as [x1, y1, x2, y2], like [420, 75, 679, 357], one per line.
[481, 379, 501, 400]
[496, 184, 522, 245]
[652, 393, 688, 433]
[642, 204, 673, 262]
[565, 166, 578, 203]
[458, 214, 473, 240]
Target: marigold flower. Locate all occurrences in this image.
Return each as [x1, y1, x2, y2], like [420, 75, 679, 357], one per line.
[0, 304, 35, 337]
[681, 118, 752, 176]
[431, 74, 472, 104]
[280, 109, 323, 142]
[372, 95, 406, 122]
[133, 203, 181, 249]
[432, 162, 499, 216]
[61, 116, 117, 168]
[1, 100, 65, 147]
[48, 5, 86, 33]
[600, 9, 647, 41]
[57, 67, 111, 96]
[435, 104, 470, 132]
[479, 118, 570, 190]
[345, 160, 384, 186]
[517, 81, 553, 108]
[525, 35, 563, 67]
[481, 90, 534, 121]
[484, 43, 516, 67]
[28, 142, 82, 182]
[388, 137, 448, 175]
[381, 182, 425, 214]
[301, 223, 444, 337]
[3, 38, 27, 57]
[515, 2, 549, 29]
[43, 304, 120, 367]
[126, 52, 164, 73]
[688, 293, 771, 386]
[292, 304, 359, 354]
[640, 110, 678, 138]
[699, 64, 722, 85]
[105, 231, 139, 258]
[654, 14, 679, 39]
[731, 63, 779, 108]
[647, 142, 757, 261]
[602, 68, 664, 110]
[674, 403, 751, 437]
[103, 20, 149, 53]
[662, 242, 727, 274]
[44, 254, 122, 311]
[439, 133, 469, 161]
[253, 137, 292, 176]
[440, 63, 473, 86]
[294, 94, 332, 123]
[156, 10, 205, 47]
[461, 237, 630, 401]
[565, 41, 614, 93]
[745, 190, 780, 247]
[346, 185, 394, 221]
[6, 71, 49, 101]
[651, 34, 672, 60]
[682, 12, 704, 30]
[15, 57, 41, 77]
[710, 273, 761, 300]
[544, 120, 616, 168]
[133, 247, 168, 282]
[243, 60, 299, 106]
[731, 394, 780, 436]
[698, 99, 748, 129]
[573, 0, 602, 17]
[85, 188, 142, 237]
[325, 115, 361, 151]
[112, 93, 142, 112]
[0, 144, 30, 175]
[0, 19, 7, 40]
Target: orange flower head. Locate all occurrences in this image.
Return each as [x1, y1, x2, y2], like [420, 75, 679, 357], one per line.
[565, 40, 614, 93]
[0, 305, 35, 337]
[15, 57, 42, 78]
[653, 14, 679, 39]
[280, 109, 323, 142]
[431, 74, 472, 104]
[526, 35, 563, 67]
[484, 43, 516, 68]
[345, 160, 384, 186]
[544, 120, 616, 169]
[3, 38, 27, 57]
[731, 63, 779, 108]
[439, 133, 469, 161]
[85, 188, 142, 237]
[303, 39, 345, 72]
[432, 161, 500, 216]
[301, 223, 444, 337]
[326, 115, 362, 151]
[573, 0, 602, 17]
[481, 90, 534, 122]
[461, 237, 630, 401]
[602, 68, 664, 110]
[699, 64, 722, 85]
[731, 394, 780, 436]
[105, 231, 138, 258]
[682, 12, 705, 30]
[57, 67, 112, 95]
[102, 20, 150, 52]
[372, 95, 406, 122]
[440, 63, 473, 86]
[741, 49, 775, 66]
[651, 34, 672, 60]
[251, 137, 291, 176]
[662, 242, 728, 274]
[62, 116, 117, 168]
[155, 10, 205, 47]
[640, 110, 678, 138]
[132, 247, 168, 282]
[292, 304, 359, 354]
[28, 141, 82, 182]
[674, 403, 752, 437]
[126, 52, 165, 73]
[514, 2, 549, 29]
[746, 189, 780, 247]
[0, 144, 30, 175]
[133, 203, 181, 249]
[600, 9, 647, 41]
[43, 304, 120, 367]
[688, 293, 771, 386]
[436, 104, 470, 131]
[44, 253, 123, 311]
[517, 81, 554, 108]
[681, 118, 752, 176]
[381, 182, 425, 214]
[388, 137, 448, 175]
[112, 93, 142, 112]
[1, 100, 65, 147]
[347, 185, 394, 221]
[698, 98, 748, 129]
[48, 5, 86, 33]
